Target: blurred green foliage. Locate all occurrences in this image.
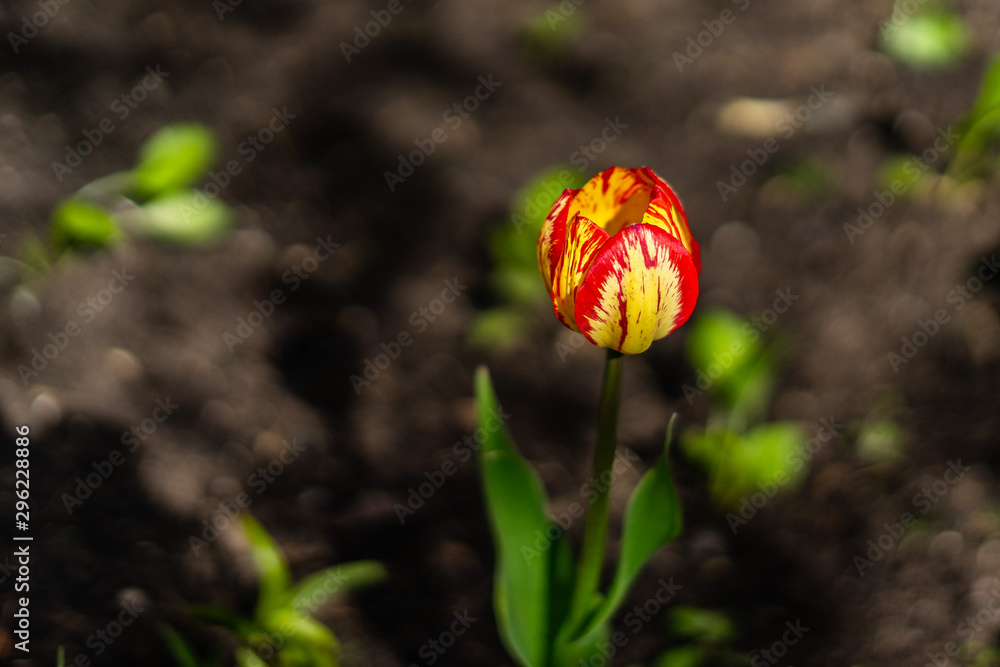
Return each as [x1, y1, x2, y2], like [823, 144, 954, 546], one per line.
[879, 4, 969, 69]
[951, 56, 1000, 181]
[639, 606, 747, 667]
[132, 123, 217, 199]
[46, 123, 232, 257]
[469, 166, 585, 350]
[681, 309, 807, 509]
[168, 515, 385, 667]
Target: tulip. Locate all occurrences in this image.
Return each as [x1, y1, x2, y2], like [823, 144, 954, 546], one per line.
[538, 166, 701, 354]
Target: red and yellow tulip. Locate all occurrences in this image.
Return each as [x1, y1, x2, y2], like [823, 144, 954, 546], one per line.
[538, 166, 700, 354]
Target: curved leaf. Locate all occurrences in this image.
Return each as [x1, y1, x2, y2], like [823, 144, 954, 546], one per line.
[241, 515, 292, 618]
[577, 417, 682, 639]
[475, 366, 552, 667]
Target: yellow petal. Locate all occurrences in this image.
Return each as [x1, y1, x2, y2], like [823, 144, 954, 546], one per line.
[550, 215, 609, 330]
[574, 224, 698, 354]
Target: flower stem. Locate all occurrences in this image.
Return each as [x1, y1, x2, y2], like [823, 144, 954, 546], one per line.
[568, 348, 624, 632]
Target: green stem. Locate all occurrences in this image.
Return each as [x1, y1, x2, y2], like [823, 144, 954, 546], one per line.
[567, 348, 624, 633]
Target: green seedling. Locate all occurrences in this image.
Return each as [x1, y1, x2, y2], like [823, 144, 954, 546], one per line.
[49, 122, 232, 255]
[178, 515, 385, 667]
[681, 309, 806, 509]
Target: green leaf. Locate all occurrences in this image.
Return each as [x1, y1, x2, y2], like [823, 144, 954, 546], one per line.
[475, 366, 553, 667]
[128, 190, 233, 246]
[880, 10, 969, 69]
[51, 199, 121, 251]
[234, 647, 268, 667]
[685, 310, 766, 404]
[158, 625, 201, 667]
[260, 608, 338, 652]
[133, 123, 217, 198]
[655, 646, 705, 667]
[467, 308, 531, 350]
[241, 515, 293, 618]
[668, 605, 735, 644]
[951, 56, 1000, 179]
[286, 561, 386, 615]
[578, 417, 682, 639]
[187, 604, 259, 639]
[684, 421, 806, 508]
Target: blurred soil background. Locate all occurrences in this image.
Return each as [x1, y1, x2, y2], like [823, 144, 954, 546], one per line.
[1, 0, 1000, 665]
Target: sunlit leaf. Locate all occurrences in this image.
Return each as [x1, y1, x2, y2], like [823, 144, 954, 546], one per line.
[129, 190, 232, 246]
[880, 10, 969, 69]
[241, 515, 292, 618]
[133, 123, 217, 198]
[51, 199, 121, 250]
[287, 561, 386, 615]
[669, 605, 736, 644]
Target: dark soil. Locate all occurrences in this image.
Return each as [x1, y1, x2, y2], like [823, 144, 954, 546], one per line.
[2, 1, 1000, 666]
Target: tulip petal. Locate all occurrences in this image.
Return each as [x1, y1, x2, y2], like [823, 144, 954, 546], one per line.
[550, 215, 609, 330]
[636, 167, 701, 273]
[574, 224, 698, 354]
[537, 189, 576, 297]
[568, 167, 652, 236]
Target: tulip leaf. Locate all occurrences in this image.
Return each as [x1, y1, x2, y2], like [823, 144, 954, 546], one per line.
[575, 417, 682, 641]
[133, 123, 217, 199]
[475, 366, 553, 667]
